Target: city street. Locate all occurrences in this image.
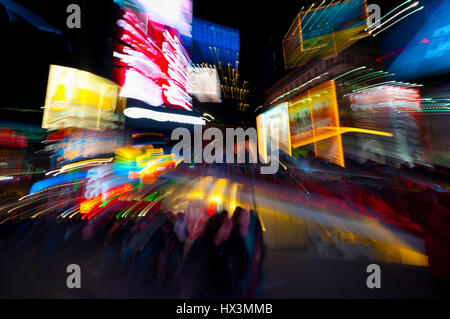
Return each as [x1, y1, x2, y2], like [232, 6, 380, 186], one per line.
[1, 0, 449, 303]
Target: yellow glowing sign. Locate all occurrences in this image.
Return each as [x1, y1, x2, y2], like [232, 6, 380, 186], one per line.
[42, 65, 124, 130]
[256, 102, 292, 163]
[288, 80, 343, 166]
[283, 0, 370, 68]
[287, 80, 393, 167]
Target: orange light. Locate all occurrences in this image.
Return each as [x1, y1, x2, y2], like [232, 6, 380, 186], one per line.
[80, 184, 134, 215]
[288, 80, 393, 167]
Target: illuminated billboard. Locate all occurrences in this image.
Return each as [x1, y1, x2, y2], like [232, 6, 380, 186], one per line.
[380, 0, 450, 80]
[113, 4, 192, 111]
[191, 18, 240, 66]
[115, 0, 192, 37]
[42, 65, 124, 131]
[283, 0, 369, 68]
[289, 80, 345, 167]
[187, 65, 221, 103]
[286, 80, 393, 167]
[289, 92, 314, 148]
[257, 102, 291, 163]
[347, 85, 426, 166]
[44, 130, 130, 165]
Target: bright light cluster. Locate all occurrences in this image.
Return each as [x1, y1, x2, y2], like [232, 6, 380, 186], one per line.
[113, 3, 193, 111]
[187, 65, 222, 103]
[42, 65, 124, 131]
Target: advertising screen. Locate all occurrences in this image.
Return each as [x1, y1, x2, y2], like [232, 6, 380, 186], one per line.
[347, 85, 426, 166]
[300, 0, 368, 46]
[191, 17, 240, 66]
[283, 0, 369, 68]
[288, 80, 345, 167]
[114, 0, 192, 37]
[44, 130, 130, 165]
[289, 91, 314, 147]
[187, 66, 221, 103]
[113, 5, 192, 111]
[256, 102, 292, 163]
[379, 0, 450, 80]
[42, 65, 123, 131]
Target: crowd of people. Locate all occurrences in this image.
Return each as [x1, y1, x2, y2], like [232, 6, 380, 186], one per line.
[0, 203, 265, 299]
[0, 149, 448, 298]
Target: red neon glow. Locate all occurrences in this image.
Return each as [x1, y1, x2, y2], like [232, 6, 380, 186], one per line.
[0, 129, 28, 148]
[113, 9, 192, 111]
[80, 184, 134, 217]
[207, 202, 216, 216]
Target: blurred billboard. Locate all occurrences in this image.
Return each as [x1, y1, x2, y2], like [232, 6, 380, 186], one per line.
[42, 65, 124, 131]
[289, 80, 345, 167]
[283, 0, 369, 69]
[114, 0, 192, 37]
[379, 0, 450, 80]
[347, 85, 428, 166]
[256, 102, 292, 163]
[258, 80, 394, 168]
[113, 1, 192, 111]
[187, 65, 221, 103]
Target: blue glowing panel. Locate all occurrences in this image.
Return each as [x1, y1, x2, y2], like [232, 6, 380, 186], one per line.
[382, 0, 450, 80]
[300, 0, 367, 41]
[0, 0, 61, 34]
[191, 18, 240, 66]
[29, 172, 88, 195]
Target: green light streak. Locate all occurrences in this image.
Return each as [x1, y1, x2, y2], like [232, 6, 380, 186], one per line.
[365, 0, 411, 31]
[333, 66, 367, 81]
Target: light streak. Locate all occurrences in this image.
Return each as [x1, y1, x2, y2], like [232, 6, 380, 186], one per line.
[344, 70, 386, 85]
[365, 0, 412, 30]
[28, 172, 87, 195]
[46, 158, 114, 176]
[203, 113, 214, 120]
[271, 72, 328, 105]
[346, 81, 422, 95]
[303, 1, 325, 31]
[372, 6, 424, 37]
[124, 107, 206, 125]
[332, 66, 367, 81]
[369, 1, 419, 34]
[80, 184, 135, 216]
[309, 0, 335, 31]
[291, 127, 393, 148]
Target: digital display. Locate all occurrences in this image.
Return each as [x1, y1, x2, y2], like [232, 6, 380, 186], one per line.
[257, 102, 292, 163]
[301, 0, 368, 43]
[44, 130, 130, 165]
[42, 65, 123, 131]
[380, 0, 450, 80]
[113, 6, 192, 111]
[191, 17, 240, 66]
[283, 0, 369, 68]
[114, 0, 192, 37]
[187, 66, 221, 103]
[289, 80, 344, 167]
[347, 85, 427, 165]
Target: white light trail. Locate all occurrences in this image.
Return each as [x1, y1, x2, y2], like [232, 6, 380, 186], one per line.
[124, 107, 206, 125]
